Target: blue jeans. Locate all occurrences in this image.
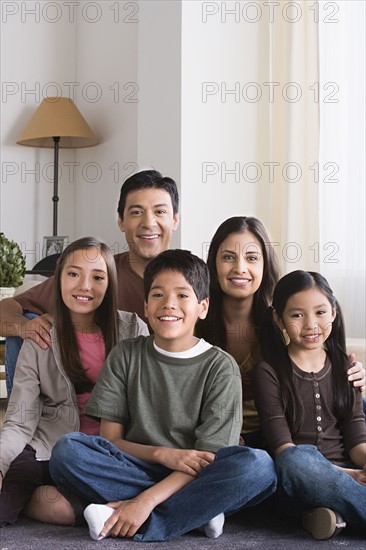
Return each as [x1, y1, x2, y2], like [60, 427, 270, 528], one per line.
[5, 312, 38, 396]
[50, 433, 277, 542]
[275, 445, 366, 530]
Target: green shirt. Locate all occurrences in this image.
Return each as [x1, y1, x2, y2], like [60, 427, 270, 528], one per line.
[85, 335, 242, 453]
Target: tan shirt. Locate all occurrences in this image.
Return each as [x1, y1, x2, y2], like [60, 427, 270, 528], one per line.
[239, 341, 262, 434]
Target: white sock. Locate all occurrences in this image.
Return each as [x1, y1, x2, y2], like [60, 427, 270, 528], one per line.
[83, 503, 114, 541]
[199, 513, 225, 538]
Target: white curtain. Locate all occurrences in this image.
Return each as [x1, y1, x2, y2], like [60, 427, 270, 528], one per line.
[258, 1, 320, 271]
[319, 1, 365, 338]
[258, 0, 365, 338]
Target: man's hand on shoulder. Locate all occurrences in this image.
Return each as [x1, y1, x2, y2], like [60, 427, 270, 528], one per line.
[154, 447, 215, 477]
[23, 313, 53, 349]
[0, 298, 52, 347]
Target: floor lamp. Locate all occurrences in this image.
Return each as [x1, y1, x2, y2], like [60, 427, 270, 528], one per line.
[17, 97, 99, 237]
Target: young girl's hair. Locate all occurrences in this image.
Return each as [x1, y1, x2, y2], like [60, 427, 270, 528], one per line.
[54, 237, 118, 392]
[196, 216, 280, 348]
[260, 270, 354, 434]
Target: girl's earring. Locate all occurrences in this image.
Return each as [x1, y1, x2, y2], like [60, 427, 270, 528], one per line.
[282, 328, 290, 346]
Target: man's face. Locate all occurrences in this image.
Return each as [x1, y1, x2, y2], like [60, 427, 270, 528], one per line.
[118, 188, 179, 262]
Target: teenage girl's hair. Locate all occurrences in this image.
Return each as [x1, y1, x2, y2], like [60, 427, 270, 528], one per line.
[196, 216, 280, 348]
[54, 237, 118, 392]
[260, 270, 354, 434]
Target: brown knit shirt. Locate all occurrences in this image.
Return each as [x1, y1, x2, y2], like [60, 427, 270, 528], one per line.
[253, 357, 366, 464]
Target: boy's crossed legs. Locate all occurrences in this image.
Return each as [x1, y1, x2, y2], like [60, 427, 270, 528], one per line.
[49, 432, 276, 542]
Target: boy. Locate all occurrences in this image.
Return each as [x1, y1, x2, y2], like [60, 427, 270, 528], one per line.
[1, 170, 179, 393]
[49, 250, 276, 542]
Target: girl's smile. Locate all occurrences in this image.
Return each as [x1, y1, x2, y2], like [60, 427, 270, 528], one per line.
[61, 248, 109, 329]
[280, 287, 336, 353]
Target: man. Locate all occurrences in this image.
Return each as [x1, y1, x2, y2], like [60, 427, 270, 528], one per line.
[0, 170, 179, 391]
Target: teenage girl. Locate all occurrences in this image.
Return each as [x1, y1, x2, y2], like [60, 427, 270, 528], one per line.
[196, 217, 365, 447]
[0, 237, 148, 526]
[254, 270, 366, 539]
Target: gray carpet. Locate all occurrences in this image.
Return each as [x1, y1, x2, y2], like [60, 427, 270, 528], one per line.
[1, 506, 365, 550]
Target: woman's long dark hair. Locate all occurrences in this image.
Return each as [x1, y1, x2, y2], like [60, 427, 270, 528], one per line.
[54, 237, 118, 392]
[196, 216, 280, 349]
[260, 270, 354, 434]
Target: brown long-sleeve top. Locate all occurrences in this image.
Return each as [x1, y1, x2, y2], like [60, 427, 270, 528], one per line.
[253, 357, 366, 464]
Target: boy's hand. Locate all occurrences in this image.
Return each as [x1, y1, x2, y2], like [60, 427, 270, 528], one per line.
[335, 465, 366, 486]
[347, 353, 365, 393]
[346, 467, 366, 486]
[155, 448, 215, 476]
[100, 498, 153, 539]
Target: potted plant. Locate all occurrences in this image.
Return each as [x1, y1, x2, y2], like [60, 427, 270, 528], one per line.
[0, 232, 26, 300]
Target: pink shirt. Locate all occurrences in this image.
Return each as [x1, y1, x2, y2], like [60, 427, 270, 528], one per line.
[75, 331, 106, 435]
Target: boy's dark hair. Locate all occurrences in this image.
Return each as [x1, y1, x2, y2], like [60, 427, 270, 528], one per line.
[144, 249, 210, 302]
[260, 270, 354, 434]
[117, 170, 179, 218]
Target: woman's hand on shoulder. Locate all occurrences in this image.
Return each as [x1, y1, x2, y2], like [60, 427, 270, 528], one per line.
[347, 353, 365, 393]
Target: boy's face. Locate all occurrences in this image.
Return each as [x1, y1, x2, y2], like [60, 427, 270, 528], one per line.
[144, 270, 209, 352]
[118, 188, 179, 262]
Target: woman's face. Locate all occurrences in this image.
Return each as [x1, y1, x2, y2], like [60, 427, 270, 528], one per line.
[215, 231, 264, 300]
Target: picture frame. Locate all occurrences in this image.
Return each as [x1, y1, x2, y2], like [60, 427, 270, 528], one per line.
[43, 236, 69, 258]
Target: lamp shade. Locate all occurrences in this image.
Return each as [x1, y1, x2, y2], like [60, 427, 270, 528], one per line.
[17, 97, 98, 148]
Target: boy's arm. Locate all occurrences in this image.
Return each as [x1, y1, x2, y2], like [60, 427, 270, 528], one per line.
[101, 470, 196, 539]
[100, 419, 215, 476]
[99, 418, 215, 538]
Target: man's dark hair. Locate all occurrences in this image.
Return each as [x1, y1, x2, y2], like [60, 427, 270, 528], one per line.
[117, 170, 179, 219]
[144, 249, 210, 302]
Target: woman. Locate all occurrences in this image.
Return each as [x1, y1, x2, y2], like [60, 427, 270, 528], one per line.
[196, 216, 365, 447]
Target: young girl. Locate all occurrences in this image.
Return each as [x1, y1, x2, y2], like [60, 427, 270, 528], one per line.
[196, 217, 365, 447]
[0, 237, 149, 527]
[254, 270, 366, 539]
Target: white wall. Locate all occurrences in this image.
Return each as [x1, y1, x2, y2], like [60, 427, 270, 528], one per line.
[180, 1, 269, 258]
[0, 1, 364, 337]
[137, 0, 181, 250]
[73, 1, 139, 255]
[0, 0, 139, 265]
[0, 0, 78, 267]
